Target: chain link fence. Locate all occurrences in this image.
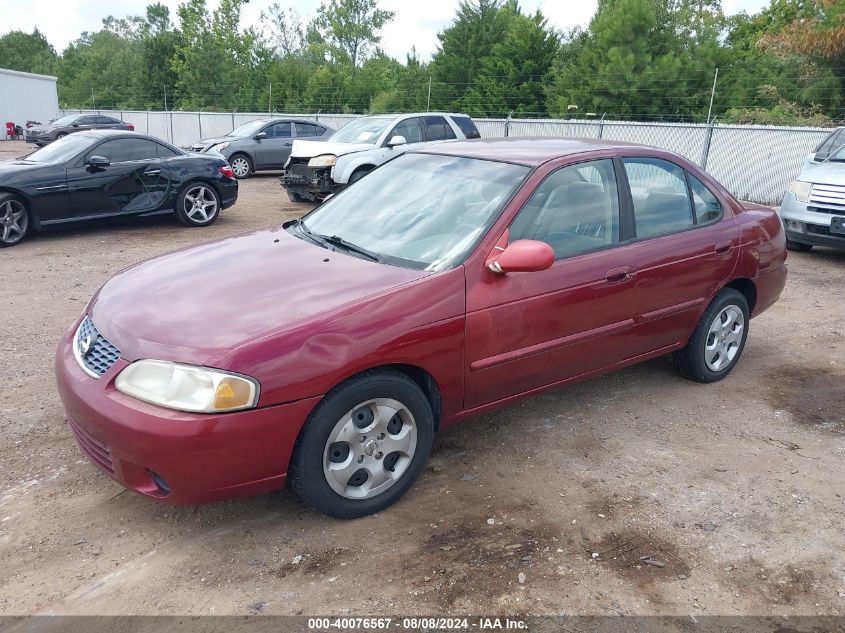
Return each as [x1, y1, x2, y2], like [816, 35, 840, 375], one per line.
[59, 108, 832, 204]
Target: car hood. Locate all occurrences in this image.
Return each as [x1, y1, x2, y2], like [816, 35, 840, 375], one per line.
[89, 227, 429, 367]
[799, 161, 845, 186]
[290, 140, 373, 159]
[196, 136, 234, 148]
[0, 160, 44, 176]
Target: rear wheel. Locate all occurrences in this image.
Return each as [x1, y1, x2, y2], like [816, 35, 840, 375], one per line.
[175, 182, 220, 227]
[786, 240, 812, 252]
[0, 194, 30, 248]
[289, 370, 435, 519]
[229, 154, 252, 179]
[674, 288, 749, 383]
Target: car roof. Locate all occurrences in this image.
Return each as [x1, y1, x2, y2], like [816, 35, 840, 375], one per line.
[413, 136, 652, 167]
[355, 112, 469, 120]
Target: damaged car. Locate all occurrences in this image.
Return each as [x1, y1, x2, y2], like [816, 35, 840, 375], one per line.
[280, 112, 480, 201]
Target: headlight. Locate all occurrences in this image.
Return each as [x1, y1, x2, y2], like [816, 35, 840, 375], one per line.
[308, 154, 337, 168]
[115, 360, 260, 413]
[788, 181, 812, 203]
[214, 142, 230, 152]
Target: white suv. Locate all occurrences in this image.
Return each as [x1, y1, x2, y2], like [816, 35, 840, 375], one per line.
[281, 113, 480, 201]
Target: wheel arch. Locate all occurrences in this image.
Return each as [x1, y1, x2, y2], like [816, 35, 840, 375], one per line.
[0, 187, 39, 228]
[724, 277, 757, 314]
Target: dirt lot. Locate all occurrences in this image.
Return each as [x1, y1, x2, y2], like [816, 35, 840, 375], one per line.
[0, 139, 843, 617]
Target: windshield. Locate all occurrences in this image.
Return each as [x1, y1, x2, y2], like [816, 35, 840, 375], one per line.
[228, 120, 268, 137]
[828, 143, 845, 161]
[297, 153, 529, 271]
[48, 115, 78, 127]
[24, 134, 93, 163]
[329, 117, 392, 145]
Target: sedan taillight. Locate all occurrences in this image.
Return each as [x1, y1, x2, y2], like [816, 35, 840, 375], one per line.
[219, 165, 236, 179]
[127, 123, 135, 131]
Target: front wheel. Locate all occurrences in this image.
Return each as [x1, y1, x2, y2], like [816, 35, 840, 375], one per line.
[175, 182, 221, 227]
[289, 370, 435, 519]
[229, 154, 252, 179]
[0, 194, 30, 247]
[674, 288, 750, 383]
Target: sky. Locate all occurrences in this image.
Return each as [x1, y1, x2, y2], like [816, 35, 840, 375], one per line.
[0, 0, 771, 61]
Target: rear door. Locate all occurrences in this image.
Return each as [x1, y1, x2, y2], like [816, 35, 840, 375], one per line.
[66, 138, 170, 218]
[254, 121, 293, 168]
[619, 156, 739, 352]
[422, 116, 458, 143]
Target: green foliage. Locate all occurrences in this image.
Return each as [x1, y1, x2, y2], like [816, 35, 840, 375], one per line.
[315, 0, 395, 67]
[0, 29, 57, 75]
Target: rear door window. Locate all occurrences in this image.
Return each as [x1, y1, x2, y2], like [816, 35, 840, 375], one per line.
[295, 123, 320, 137]
[423, 116, 457, 141]
[623, 157, 694, 238]
[265, 122, 292, 138]
[451, 116, 480, 139]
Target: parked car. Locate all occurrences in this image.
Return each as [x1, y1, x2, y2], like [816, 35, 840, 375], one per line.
[25, 114, 134, 146]
[56, 138, 787, 518]
[191, 118, 334, 179]
[0, 130, 237, 247]
[780, 126, 845, 252]
[281, 112, 480, 201]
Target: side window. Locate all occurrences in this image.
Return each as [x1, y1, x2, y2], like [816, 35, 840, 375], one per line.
[687, 173, 722, 225]
[388, 117, 423, 144]
[155, 142, 179, 158]
[265, 122, 291, 138]
[96, 116, 118, 125]
[89, 139, 158, 163]
[452, 115, 480, 139]
[623, 158, 693, 238]
[295, 123, 319, 137]
[423, 116, 457, 141]
[78, 116, 98, 125]
[509, 159, 620, 260]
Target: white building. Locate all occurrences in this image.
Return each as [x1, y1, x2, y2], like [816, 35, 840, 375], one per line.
[0, 68, 59, 139]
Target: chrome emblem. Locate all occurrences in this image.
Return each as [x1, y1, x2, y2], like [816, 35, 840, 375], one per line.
[78, 334, 95, 358]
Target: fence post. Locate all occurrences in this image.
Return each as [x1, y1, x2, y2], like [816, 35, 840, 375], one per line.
[504, 111, 513, 137]
[198, 109, 203, 140]
[146, 109, 149, 135]
[598, 112, 606, 139]
[701, 119, 716, 169]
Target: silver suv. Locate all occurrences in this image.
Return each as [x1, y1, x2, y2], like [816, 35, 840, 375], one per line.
[780, 127, 845, 252]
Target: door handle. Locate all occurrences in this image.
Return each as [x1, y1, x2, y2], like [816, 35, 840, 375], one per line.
[143, 168, 161, 176]
[605, 266, 634, 284]
[714, 240, 732, 254]
[284, 142, 292, 146]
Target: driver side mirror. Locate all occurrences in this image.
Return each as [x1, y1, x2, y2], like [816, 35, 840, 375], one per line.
[487, 239, 555, 274]
[72, 122, 80, 128]
[387, 135, 406, 148]
[254, 132, 267, 140]
[87, 155, 110, 170]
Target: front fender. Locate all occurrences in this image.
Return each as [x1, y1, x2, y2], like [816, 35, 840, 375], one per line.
[333, 148, 393, 184]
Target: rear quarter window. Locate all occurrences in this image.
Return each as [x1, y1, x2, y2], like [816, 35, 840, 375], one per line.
[452, 116, 480, 139]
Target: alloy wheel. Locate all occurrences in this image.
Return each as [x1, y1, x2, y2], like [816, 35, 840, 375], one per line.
[183, 185, 218, 223]
[323, 398, 418, 500]
[230, 157, 250, 178]
[704, 304, 744, 372]
[0, 199, 28, 246]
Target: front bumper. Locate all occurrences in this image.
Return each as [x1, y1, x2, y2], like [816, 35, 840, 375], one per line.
[780, 192, 845, 249]
[55, 317, 321, 504]
[280, 164, 339, 201]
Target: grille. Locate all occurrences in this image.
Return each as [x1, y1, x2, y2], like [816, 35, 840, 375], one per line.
[806, 224, 844, 238]
[67, 416, 114, 474]
[808, 184, 845, 212]
[74, 316, 121, 378]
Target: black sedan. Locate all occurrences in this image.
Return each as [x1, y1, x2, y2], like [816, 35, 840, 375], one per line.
[0, 130, 238, 247]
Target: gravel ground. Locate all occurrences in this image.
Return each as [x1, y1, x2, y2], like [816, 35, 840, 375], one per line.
[0, 140, 843, 617]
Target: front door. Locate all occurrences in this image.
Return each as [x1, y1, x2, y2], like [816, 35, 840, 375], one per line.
[464, 158, 640, 409]
[67, 138, 170, 218]
[254, 121, 293, 169]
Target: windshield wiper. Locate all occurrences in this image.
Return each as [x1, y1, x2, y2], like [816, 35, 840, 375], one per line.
[288, 219, 382, 262]
[317, 234, 383, 262]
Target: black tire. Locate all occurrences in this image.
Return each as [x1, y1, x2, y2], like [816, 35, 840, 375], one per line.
[0, 193, 30, 248]
[674, 288, 750, 383]
[287, 190, 308, 203]
[289, 369, 435, 519]
[786, 240, 812, 252]
[229, 153, 252, 179]
[55, 132, 66, 140]
[174, 181, 221, 227]
[348, 167, 372, 185]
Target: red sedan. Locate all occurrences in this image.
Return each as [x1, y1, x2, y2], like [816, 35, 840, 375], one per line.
[56, 138, 788, 518]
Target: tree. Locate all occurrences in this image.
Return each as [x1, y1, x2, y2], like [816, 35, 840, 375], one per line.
[0, 29, 57, 75]
[315, 0, 395, 68]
